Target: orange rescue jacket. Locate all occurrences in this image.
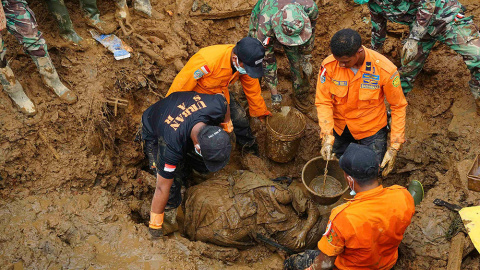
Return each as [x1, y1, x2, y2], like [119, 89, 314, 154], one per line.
[315, 47, 407, 145]
[167, 44, 269, 118]
[318, 185, 415, 269]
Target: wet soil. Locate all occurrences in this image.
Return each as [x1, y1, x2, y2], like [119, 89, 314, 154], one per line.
[309, 175, 343, 197]
[1, 0, 480, 269]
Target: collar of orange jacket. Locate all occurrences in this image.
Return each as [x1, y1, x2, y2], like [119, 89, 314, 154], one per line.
[346, 185, 384, 201]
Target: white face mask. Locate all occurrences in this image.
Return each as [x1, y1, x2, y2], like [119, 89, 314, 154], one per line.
[348, 177, 356, 196]
[194, 144, 202, 157]
[233, 57, 247, 74]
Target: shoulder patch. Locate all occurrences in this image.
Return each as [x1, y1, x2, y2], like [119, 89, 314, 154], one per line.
[366, 61, 372, 72]
[193, 65, 210, 79]
[392, 75, 400, 87]
[319, 66, 327, 83]
[323, 220, 332, 236]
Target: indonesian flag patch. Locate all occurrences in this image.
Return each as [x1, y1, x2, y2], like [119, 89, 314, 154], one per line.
[323, 220, 332, 236]
[164, 164, 176, 172]
[193, 65, 210, 79]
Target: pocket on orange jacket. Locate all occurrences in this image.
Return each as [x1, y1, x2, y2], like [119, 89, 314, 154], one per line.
[330, 85, 348, 104]
[358, 88, 381, 108]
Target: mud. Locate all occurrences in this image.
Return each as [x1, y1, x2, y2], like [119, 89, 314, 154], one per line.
[0, 0, 480, 269]
[309, 175, 343, 197]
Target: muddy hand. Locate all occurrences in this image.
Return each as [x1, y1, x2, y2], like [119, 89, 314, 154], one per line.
[220, 120, 234, 133]
[292, 230, 307, 249]
[300, 54, 313, 79]
[401, 39, 418, 66]
[321, 134, 335, 161]
[380, 147, 398, 177]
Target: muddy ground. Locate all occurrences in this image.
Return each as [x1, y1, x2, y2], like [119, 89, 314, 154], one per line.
[1, 0, 480, 269]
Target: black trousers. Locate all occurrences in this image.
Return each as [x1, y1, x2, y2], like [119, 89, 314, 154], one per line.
[333, 125, 388, 166]
[141, 124, 208, 209]
[229, 93, 256, 147]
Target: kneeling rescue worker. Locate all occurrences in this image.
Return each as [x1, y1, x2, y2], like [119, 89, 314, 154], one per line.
[141, 91, 232, 238]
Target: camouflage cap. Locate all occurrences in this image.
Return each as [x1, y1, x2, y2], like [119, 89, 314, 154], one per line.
[271, 4, 312, 46]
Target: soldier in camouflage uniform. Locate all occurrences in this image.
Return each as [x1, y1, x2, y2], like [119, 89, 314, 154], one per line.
[0, 0, 77, 115]
[358, 0, 480, 115]
[248, 0, 318, 112]
[44, 0, 117, 44]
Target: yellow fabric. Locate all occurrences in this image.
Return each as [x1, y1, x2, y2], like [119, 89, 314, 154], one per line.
[149, 212, 164, 229]
[221, 120, 234, 133]
[459, 206, 480, 252]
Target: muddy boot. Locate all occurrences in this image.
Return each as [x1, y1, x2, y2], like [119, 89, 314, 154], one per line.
[115, 0, 131, 21]
[0, 64, 36, 115]
[45, 0, 83, 44]
[31, 55, 77, 104]
[148, 227, 163, 239]
[469, 80, 480, 116]
[407, 180, 424, 206]
[133, 0, 152, 17]
[162, 208, 179, 235]
[80, 0, 117, 34]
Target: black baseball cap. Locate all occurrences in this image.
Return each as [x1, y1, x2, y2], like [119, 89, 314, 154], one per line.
[339, 143, 379, 182]
[234, 37, 265, 78]
[197, 125, 232, 172]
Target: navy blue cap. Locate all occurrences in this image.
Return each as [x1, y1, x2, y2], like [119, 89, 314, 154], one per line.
[339, 143, 379, 182]
[234, 37, 265, 78]
[197, 125, 232, 172]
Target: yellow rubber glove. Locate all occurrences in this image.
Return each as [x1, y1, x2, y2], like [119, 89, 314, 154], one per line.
[321, 134, 335, 161]
[220, 120, 234, 133]
[149, 212, 164, 229]
[380, 143, 401, 177]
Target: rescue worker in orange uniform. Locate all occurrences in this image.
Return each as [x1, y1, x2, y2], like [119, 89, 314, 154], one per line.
[315, 29, 407, 176]
[284, 143, 417, 270]
[167, 37, 271, 154]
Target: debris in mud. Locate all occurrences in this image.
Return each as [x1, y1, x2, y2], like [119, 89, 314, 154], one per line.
[90, 31, 132, 60]
[105, 97, 129, 116]
[309, 175, 343, 197]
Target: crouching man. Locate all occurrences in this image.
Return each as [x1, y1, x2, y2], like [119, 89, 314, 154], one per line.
[141, 91, 232, 238]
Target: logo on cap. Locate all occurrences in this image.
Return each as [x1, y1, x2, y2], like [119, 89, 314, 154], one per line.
[255, 58, 264, 65]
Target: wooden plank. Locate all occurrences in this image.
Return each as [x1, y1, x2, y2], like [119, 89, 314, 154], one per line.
[447, 233, 465, 270]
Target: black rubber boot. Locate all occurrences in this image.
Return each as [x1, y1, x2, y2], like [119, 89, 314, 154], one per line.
[45, 0, 82, 43]
[148, 227, 163, 239]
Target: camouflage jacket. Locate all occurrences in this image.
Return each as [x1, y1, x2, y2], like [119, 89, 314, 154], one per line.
[0, 5, 5, 31]
[369, 0, 464, 50]
[248, 0, 318, 49]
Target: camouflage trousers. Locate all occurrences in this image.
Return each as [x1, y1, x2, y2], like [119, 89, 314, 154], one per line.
[45, 0, 99, 35]
[400, 16, 480, 96]
[263, 44, 310, 97]
[0, 0, 47, 60]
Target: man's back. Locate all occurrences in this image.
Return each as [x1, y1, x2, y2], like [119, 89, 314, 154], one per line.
[319, 185, 415, 269]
